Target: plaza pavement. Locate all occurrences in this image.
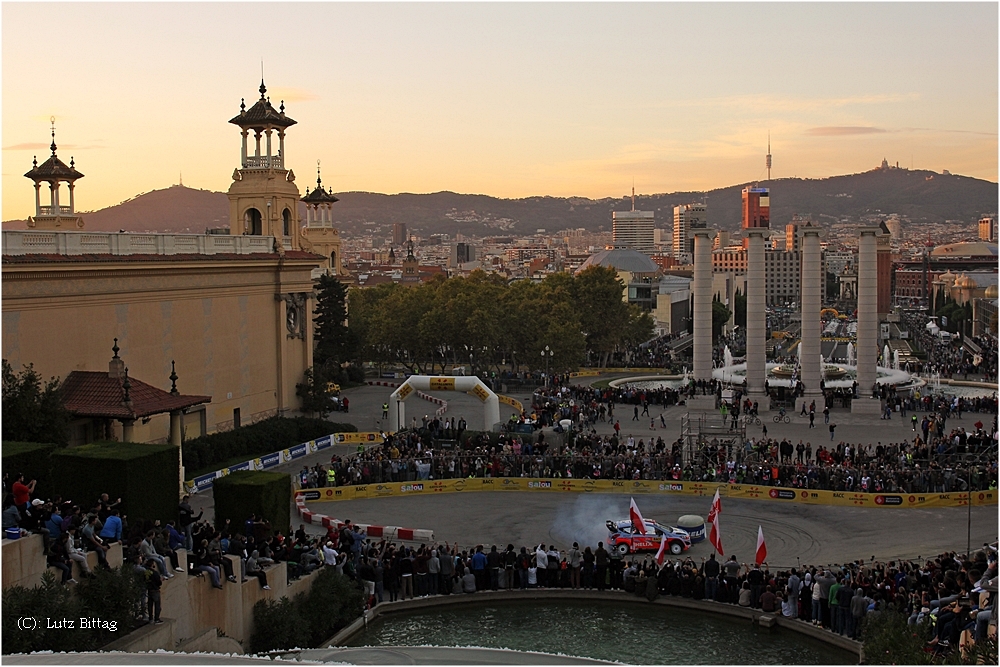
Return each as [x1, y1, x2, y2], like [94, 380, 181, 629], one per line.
[192, 374, 997, 567]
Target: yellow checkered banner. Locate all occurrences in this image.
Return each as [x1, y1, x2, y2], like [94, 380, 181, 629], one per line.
[296, 478, 997, 508]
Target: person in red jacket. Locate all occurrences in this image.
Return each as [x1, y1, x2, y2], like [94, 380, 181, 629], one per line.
[12, 473, 36, 511]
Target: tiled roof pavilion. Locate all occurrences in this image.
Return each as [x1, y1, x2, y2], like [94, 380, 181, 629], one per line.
[61, 340, 210, 421]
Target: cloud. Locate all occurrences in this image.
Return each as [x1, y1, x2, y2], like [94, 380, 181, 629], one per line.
[269, 87, 320, 103]
[3, 142, 104, 151]
[3, 142, 51, 151]
[806, 126, 888, 136]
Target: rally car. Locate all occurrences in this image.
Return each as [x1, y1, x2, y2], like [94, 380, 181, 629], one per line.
[606, 519, 691, 556]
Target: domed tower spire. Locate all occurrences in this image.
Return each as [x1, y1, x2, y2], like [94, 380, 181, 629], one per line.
[300, 157, 342, 274]
[227, 79, 301, 248]
[24, 117, 85, 229]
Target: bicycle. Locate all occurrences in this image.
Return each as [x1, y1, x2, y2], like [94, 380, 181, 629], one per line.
[743, 415, 761, 426]
[772, 413, 790, 424]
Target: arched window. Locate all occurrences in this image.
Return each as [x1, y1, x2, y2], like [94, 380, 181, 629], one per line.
[330, 251, 337, 271]
[282, 208, 291, 237]
[245, 208, 262, 235]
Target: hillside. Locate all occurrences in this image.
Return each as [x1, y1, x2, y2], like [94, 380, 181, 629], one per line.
[4, 167, 996, 237]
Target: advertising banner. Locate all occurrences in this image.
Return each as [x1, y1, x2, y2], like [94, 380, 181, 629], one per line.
[333, 432, 384, 445]
[296, 477, 996, 510]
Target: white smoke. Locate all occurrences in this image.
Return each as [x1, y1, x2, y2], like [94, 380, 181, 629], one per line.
[549, 495, 628, 549]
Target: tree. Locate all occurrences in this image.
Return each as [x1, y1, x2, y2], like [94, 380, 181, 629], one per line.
[2, 360, 70, 445]
[733, 287, 747, 328]
[711, 296, 732, 343]
[313, 274, 357, 370]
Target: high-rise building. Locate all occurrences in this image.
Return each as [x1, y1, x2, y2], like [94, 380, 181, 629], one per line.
[449, 242, 476, 267]
[979, 216, 996, 243]
[742, 187, 770, 230]
[613, 210, 655, 253]
[672, 203, 706, 260]
[392, 222, 408, 246]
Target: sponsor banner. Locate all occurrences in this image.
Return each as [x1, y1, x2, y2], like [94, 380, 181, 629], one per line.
[185, 431, 346, 493]
[334, 432, 383, 445]
[396, 384, 414, 400]
[470, 383, 491, 402]
[370, 483, 396, 498]
[497, 395, 523, 412]
[293, 477, 997, 509]
[258, 451, 284, 470]
[429, 377, 455, 391]
[187, 472, 219, 494]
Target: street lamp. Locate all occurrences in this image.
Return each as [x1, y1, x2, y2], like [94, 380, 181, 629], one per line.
[542, 345, 553, 385]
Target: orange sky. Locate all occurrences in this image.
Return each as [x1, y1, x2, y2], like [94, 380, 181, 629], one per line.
[3, 2, 997, 220]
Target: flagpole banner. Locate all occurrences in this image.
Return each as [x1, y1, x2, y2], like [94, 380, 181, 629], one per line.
[755, 525, 767, 565]
[629, 497, 647, 534]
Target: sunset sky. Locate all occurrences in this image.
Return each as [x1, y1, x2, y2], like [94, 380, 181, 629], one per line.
[3, 2, 997, 220]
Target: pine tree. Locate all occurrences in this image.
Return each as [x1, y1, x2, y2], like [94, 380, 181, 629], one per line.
[313, 274, 356, 370]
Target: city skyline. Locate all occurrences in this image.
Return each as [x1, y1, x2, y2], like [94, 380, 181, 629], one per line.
[3, 2, 997, 221]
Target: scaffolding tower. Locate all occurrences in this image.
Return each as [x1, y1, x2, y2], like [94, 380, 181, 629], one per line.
[679, 411, 746, 466]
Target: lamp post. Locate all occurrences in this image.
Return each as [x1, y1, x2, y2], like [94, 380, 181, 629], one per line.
[542, 345, 553, 386]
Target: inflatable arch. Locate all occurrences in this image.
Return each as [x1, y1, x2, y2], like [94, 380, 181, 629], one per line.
[389, 376, 500, 433]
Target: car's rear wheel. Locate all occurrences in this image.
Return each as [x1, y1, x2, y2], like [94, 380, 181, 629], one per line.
[616, 543, 629, 555]
[669, 541, 683, 555]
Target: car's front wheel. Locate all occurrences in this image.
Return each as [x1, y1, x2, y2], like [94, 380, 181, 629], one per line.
[616, 543, 629, 555]
[669, 541, 683, 555]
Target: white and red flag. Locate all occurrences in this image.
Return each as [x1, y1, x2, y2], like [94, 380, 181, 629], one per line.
[655, 530, 668, 565]
[629, 497, 647, 534]
[755, 525, 767, 565]
[707, 489, 723, 556]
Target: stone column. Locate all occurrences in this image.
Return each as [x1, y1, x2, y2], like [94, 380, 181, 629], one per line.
[853, 227, 882, 414]
[121, 418, 135, 443]
[799, 229, 825, 413]
[746, 229, 770, 411]
[689, 230, 716, 410]
[170, 410, 185, 497]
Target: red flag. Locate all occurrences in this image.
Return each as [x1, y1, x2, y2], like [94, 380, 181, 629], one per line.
[655, 529, 668, 565]
[629, 497, 647, 534]
[755, 525, 767, 565]
[707, 489, 723, 556]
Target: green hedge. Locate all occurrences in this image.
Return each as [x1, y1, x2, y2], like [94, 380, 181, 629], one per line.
[182, 416, 356, 473]
[2, 567, 143, 654]
[51, 442, 179, 523]
[249, 568, 364, 653]
[213, 471, 290, 538]
[2, 442, 57, 500]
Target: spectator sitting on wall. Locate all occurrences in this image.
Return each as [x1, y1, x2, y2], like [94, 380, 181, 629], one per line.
[99, 508, 123, 543]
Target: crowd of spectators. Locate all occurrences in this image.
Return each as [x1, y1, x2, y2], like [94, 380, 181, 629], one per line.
[317, 523, 998, 654]
[293, 379, 997, 495]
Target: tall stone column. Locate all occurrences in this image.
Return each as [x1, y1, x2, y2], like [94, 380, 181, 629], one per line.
[170, 410, 185, 497]
[689, 230, 716, 410]
[799, 229, 825, 413]
[853, 227, 882, 414]
[746, 229, 770, 411]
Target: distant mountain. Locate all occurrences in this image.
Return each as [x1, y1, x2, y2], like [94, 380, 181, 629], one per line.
[4, 167, 996, 237]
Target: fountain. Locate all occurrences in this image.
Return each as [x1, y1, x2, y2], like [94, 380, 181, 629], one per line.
[723, 345, 733, 369]
[846, 342, 855, 367]
[893, 349, 900, 371]
[883, 344, 891, 367]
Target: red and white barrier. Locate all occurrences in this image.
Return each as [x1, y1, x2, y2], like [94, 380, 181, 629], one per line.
[294, 493, 434, 542]
[367, 381, 400, 388]
[415, 390, 448, 417]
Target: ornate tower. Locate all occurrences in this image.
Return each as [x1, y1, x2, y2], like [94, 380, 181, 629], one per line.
[24, 118, 84, 230]
[299, 161, 343, 275]
[227, 80, 301, 249]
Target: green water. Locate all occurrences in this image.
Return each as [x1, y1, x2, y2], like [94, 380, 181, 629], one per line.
[346, 601, 857, 664]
